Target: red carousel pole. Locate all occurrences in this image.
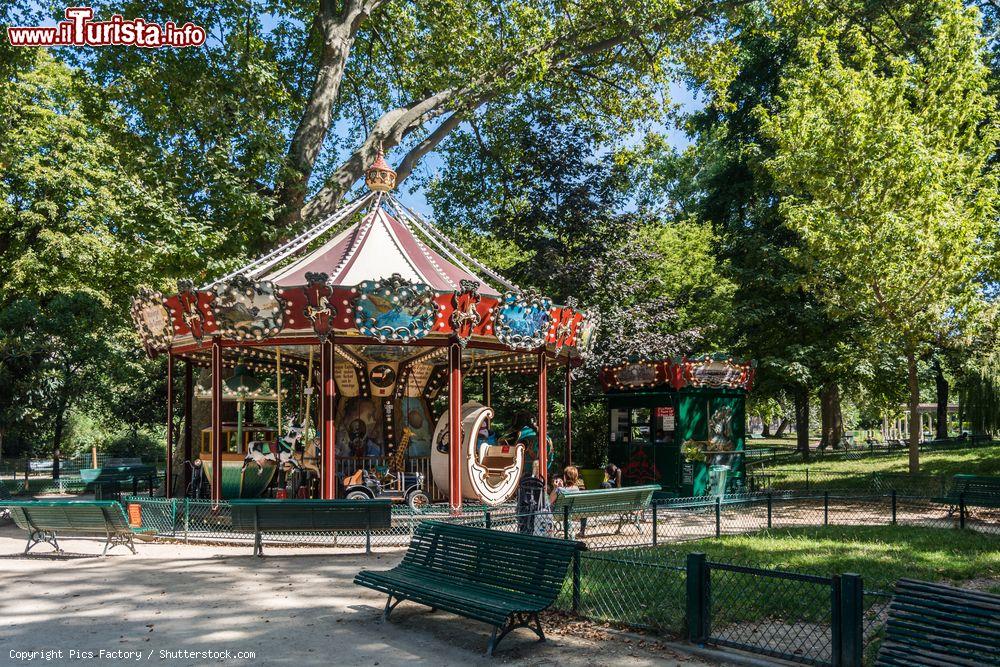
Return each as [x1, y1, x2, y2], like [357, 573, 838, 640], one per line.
[448, 343, 463, 512]
[537, 352, 548, 485]
[321, 339, 337, 499]
[210, 337, 222, 504]
[165, 352, 174, 499]
[183, 360, 193, 493]
[564, 361, 572, 467]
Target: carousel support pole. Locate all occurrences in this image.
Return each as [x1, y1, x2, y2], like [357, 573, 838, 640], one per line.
[183, 360, 193, 492]
[564, 362, 572, 467]
[320, 339, 336, 499]
[165, 353, 175, 499]
[276, 347, 282, 430]
[484, 364, 492, 408]
[537, 352, 548, 485]
[448, 343, 463, 512]
[211, 337, 223, 505]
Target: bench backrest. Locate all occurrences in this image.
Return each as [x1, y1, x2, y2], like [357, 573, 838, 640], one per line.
[80, 465, 157, 483]
[946, 474, 1000, 498]
[876, 578, 1000, 666]
[228, 499, 392, 532]
[402, 521, 584, 602]
[551, 484, 660, 514]
[4, 500, 131, 534]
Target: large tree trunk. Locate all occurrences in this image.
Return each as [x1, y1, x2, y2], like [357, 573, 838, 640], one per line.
[794, 387, 810, 461]
[761, 420, 771, 437]
[774, 418, 789, 437]
[934, 357, 949, 439]
[906, 349, 921, 474]
[819, 383, 844, 449]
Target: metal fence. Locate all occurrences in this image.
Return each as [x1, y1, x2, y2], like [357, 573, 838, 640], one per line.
[439, 492, 997, 666]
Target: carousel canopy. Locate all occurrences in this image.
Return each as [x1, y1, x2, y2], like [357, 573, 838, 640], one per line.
[131, 152, 598, 362]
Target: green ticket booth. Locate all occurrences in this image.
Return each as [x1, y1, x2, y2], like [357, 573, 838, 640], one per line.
[599, 355, 755, 497]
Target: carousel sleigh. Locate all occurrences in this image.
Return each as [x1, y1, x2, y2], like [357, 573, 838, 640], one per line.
[431, 402, 525, 505]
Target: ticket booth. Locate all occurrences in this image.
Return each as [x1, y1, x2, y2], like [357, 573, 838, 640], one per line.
[600, 355, 755, 497]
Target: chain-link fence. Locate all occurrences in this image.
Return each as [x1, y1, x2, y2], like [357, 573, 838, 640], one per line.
[121, 496, 519, 550]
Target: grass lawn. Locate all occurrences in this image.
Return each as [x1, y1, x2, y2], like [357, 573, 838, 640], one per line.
[565, 525, 1000, 633]
[763, 444, 1000, 478]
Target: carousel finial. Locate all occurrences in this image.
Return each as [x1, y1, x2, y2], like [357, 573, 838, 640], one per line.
[365, 142, 396, 192]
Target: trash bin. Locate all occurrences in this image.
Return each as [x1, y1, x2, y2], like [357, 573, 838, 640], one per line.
[709, 464, 730, 500]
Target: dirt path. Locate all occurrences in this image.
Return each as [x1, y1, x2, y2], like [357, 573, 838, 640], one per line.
[0, 523, 717, 666]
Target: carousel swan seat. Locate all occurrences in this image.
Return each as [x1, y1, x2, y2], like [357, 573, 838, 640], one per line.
[431, 402, 526, 505]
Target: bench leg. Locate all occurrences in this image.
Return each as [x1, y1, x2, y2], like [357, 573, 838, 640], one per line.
[25, 529, 60, 554]
[254, 529, 264, 558]
[487, 612, 544, 656]
[103, 532, 138, 556]
[382, 594, 405, 622]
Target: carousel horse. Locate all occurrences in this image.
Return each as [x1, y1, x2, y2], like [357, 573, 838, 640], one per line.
[242, 419, 305, 474]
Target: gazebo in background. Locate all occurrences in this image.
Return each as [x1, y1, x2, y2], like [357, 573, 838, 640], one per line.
[131, 152, 597, 509]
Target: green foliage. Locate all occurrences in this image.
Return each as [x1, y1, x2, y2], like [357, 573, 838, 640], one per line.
[761, 2, 998, 354]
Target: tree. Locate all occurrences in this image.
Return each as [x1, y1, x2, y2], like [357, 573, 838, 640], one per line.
[762, 1, 998, 471]
[425, 102, 731, 367]
[61, 0, 749, 236]
[0, 51, 187, 462]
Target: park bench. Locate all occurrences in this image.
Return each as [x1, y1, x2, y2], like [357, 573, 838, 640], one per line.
[354, 521, 586, 656]
[3, 500, 155, 555]
[551, 484, 660, 537]
[933, 474, 1000, 509]
[874, 578, 1000, 666]
[229, 499, 392, 556]
[81, 465, 159, 500]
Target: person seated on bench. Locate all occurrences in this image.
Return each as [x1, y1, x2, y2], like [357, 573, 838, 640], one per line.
[551, 465, 587, 537]
[601, 464, 622, 489]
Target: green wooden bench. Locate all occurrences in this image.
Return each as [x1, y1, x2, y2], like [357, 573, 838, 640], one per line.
[875, 578, 1000, 666]
[355, 521, 585, 656]
[551, 484, 660, 537]
[229, 499, 392, 556]
[932, 474, 1000, 509]
[3, 500, 155, 555]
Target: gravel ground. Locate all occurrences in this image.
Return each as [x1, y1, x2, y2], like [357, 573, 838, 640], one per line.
[0, 522, 718, 667]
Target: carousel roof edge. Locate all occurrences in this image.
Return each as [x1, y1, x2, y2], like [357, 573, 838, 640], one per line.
[131, 275, 598, 362]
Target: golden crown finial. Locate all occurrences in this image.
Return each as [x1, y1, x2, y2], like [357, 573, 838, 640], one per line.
[365, 143, 396, 192]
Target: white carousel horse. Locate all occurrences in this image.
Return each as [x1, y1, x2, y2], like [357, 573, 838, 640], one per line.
[242, 418, 306, 474]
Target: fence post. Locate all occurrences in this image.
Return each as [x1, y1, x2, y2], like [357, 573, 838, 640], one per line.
[824, 491, 829, 526]
[714, 497, 721, 538]
[563, 505, 570, 540]
[652, 503, 658, 547]
[686, 553, 709, 643]
[572, 550, 581, 613]
[891, 490, 897, 525]
[959, 492, 966, 530]
[767, 492, 773, 529]
[806, 469, 810, 492]
[831, 574, 842, 667]
[485, 510, 492, 530]
[183, 497, 190, 542]
[838, 574, 864, 667]
[171, 498, 178, 537]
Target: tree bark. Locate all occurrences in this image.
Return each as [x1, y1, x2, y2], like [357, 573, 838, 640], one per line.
[820, 382, 844, 449]
[933, 357, 949, 439]
[761, 420, 771, 437]
[906, 348, 921, 474]
[774, 418, 789, 438]
[276, 0, 384, 227]
[794, 386, 810, 461]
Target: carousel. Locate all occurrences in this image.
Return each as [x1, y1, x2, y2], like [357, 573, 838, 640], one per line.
[131, 151, 597, 509]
